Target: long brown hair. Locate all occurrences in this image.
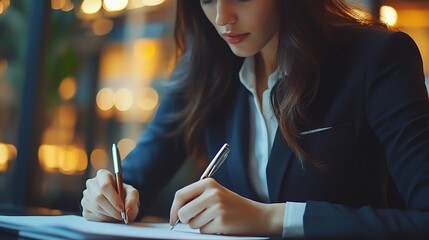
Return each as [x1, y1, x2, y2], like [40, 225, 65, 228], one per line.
[170, 0, 383, 165]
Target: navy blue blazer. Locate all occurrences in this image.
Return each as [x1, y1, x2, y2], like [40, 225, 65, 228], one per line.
[122, 28, 429, 239]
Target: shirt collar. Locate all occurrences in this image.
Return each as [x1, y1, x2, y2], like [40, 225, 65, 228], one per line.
[239, 57, 281, 93]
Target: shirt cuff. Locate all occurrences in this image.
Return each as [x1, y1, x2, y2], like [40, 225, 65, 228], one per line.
[283, 201, 306, 238]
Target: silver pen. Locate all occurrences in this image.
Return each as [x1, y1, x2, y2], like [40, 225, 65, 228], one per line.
[171, 143, 230, 230]
[112, 143, 129, 224]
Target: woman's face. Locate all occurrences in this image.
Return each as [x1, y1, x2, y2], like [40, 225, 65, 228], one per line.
[200, 0, 280, 58]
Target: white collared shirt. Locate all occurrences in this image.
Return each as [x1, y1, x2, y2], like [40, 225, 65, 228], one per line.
[239, 57, 278, 202]
[238, 57, 305, 238]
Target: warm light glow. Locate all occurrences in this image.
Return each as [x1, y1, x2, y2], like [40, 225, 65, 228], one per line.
[134, 39, 157, 61]
[103, 0, 128, 12]
[380, 5, 398, 26]
[38, 145, 88, 175]
[51, 0, 66, 10]
[0, 143, 17, 171]
[59, 76, 77, 100]
[0, 0, 10, 14]
[81, 0, 102, 14]
[96, 88, 115, 111]
[138, 87, 158, 110]
[128, 0, 165, 8]
[6, 144, 17, 161]
[99, 44, 127, 80]
[39, 145, 59, 172]
[61, 0, 74, 12]
[128, 0, 145, 9]
[115, 88, 133, 111]
[0, 144, 9, 171]
[59, 104, 77, 129]
[118, 138, 136, 159]
[133, 39, 160, 80]
[143, 0, 165, 7]
[90, 148, 109, 170]
[92, 18, 114, 36]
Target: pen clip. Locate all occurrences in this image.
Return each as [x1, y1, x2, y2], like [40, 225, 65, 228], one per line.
[207, 148, 229, 177]
[201, 143, 230, 179]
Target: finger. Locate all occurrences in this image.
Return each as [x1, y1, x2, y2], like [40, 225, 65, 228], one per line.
[187, 204, 217, 230]
[83, 188, 123, 221]
[124, 184, 140, 222]
[85, 175, 123, 221]
[96, 169, 125, 212]
[82, 188, 109, 216]
[81, 196, 118, 222]
[186, 187, 223, 230]
[82, 209, 119, 222]
[177, 188, 214, 224]
[169, 181, 207, 225]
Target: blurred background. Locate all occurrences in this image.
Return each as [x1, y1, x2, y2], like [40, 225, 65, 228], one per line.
[0, 0, 428, 217]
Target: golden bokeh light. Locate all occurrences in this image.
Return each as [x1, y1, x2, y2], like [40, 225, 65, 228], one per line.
[0, 144, 9, 171]
[96, 88, 115, 111]
[0, 143, 17, 172]
[138, 87, 158, 111]
[81, 0, 102, 14]
[103, 0, 128, 12]
[38, 145, 88, 175]
[6, 144, 17, 161]
[380, 5, 398, 26]
[51, 0, 66, 10]
[114, 88, 133, 111]
[0, 0, 10, 14]
[134, 39, 157, 61]
[38, 145, 59, 172]
[128, 0, 145, 9]
[92, 18, 114, 36]
[90, 148, 109, 170]
[133, 39, 160, 81]
[59, 76, 77, 100]
[61, 0, 74, 12]
[142, 0, 165, 7]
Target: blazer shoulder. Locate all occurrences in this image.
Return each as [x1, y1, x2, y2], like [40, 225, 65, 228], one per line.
[332, 26, 419, 53]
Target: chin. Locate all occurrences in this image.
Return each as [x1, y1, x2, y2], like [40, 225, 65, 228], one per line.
[229, 47, 257, 58]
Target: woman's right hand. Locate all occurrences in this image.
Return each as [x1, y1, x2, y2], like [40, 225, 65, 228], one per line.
[81, 169, 140, 223]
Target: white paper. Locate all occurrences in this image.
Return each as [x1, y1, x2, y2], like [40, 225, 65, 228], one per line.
[0, 215, 268, 240]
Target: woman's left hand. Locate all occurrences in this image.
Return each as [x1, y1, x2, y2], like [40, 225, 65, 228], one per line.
[169, 178, 284, 236]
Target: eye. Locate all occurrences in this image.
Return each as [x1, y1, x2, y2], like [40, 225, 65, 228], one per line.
[200, 0, 213, 6]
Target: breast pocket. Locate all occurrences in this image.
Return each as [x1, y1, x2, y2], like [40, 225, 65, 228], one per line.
[300, 122, 355, 172]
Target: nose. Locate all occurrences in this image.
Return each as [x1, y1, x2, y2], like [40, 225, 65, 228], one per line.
[215, 1, 237, 27]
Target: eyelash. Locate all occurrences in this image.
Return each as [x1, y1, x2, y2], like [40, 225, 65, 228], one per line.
[200, 0, 249, 6]
[200, 0, 213, 5]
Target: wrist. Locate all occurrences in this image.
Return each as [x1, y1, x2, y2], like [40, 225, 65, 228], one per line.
[259, 202, 285, 235]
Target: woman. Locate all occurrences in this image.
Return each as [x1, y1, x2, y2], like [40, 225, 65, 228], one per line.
[81, 0, 429, 238]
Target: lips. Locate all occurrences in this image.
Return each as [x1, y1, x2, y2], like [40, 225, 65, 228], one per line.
[222, 32, 250, 44]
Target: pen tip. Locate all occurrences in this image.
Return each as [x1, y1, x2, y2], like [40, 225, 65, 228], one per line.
[121, 212, 128, 225]
[171, 219, 179, 230]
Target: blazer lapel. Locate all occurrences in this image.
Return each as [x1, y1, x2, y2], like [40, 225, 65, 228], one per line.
[266, 129, 294, 203]
[226, 85, 255, 199]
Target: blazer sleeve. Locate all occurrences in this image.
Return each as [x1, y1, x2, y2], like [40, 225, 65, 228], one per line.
[304, 32, 429, 239]
[121, 91, 187, 220]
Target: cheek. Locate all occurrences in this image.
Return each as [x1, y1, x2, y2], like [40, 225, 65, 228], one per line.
[202, 8, 217, 27]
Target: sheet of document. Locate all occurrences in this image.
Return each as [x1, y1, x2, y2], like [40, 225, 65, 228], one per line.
[0, 215, 268, 240]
